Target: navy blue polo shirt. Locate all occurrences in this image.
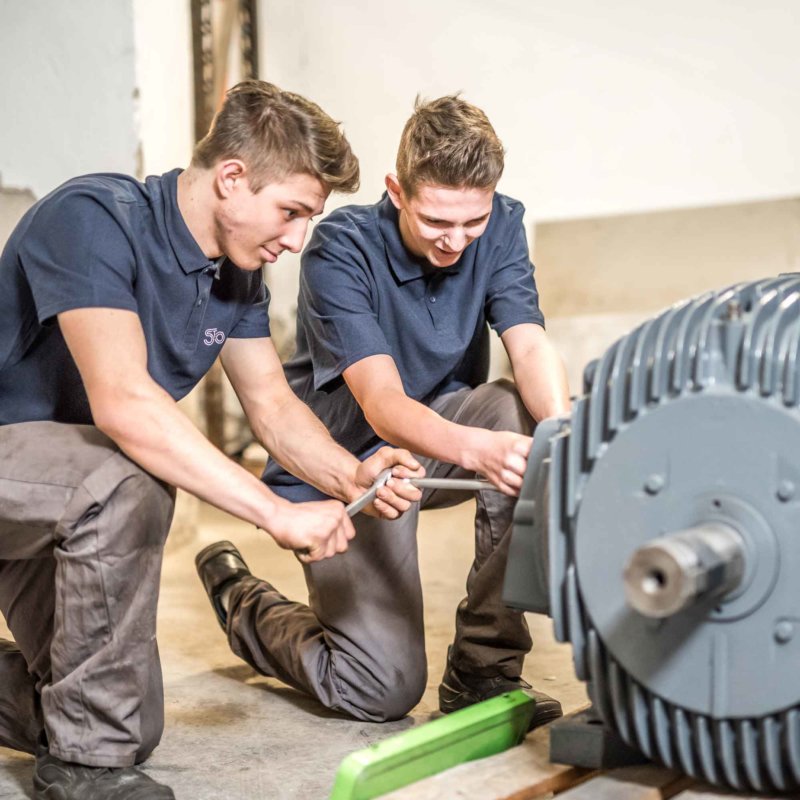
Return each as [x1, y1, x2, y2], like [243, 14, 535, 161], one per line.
[0, 169, 270, 425]
[264, 191, 544, 501]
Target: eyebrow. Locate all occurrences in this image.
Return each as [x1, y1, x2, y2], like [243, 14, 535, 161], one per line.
[424, 212, 491, 224]
[289, 201, 317, 214]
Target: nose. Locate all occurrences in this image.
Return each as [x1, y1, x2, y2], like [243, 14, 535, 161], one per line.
[279, 220, 309, 254]
[444, 227, 467, 252]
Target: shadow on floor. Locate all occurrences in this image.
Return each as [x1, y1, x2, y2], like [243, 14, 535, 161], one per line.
[212, 664, 427, 729]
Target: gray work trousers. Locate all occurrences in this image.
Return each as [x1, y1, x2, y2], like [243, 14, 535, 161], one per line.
[227, 379, 534, 722]
[0, 422, 175, 767]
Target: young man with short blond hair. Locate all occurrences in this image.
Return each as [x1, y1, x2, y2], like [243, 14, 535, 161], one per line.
[0, 80, 421, 799]
[198, 95, 570, 726]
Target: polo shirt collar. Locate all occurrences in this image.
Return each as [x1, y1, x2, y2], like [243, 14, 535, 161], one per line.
[377, 193, 463, 284]
[162, 168, 219, 274]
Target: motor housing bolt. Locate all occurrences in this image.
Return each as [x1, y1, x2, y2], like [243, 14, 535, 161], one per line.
[775, 621, 794, 644]
[644, 474, 665, 495]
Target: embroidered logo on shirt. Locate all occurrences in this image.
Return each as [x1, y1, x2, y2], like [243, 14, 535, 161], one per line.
[204, 328, 226, 346]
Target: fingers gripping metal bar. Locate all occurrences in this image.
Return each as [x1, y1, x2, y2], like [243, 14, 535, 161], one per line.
[345, 472, 496, 517]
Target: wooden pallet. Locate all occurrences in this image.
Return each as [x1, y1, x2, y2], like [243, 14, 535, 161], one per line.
[380, 722, 787, 800]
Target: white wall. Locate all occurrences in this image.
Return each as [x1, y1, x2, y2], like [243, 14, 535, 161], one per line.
[262, 0, 800, 220]
[0, 0, 193, 199]
[132, 0, 194, 177]
[259, 0, 800, 322]
[0, 0, 139, 198]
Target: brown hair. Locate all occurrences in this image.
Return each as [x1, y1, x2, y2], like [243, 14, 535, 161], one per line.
[396, 94, 504, 197]
[192, 80, 360, 194]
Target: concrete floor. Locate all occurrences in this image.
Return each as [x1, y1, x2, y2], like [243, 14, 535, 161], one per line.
[0, 499, 588, 800]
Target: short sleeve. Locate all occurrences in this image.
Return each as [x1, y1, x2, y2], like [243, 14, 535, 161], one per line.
[228, 275, 271, 339]
[18, 191, 138, 324]
[484, 200, 545, 335]
[300, 222, 392, 390]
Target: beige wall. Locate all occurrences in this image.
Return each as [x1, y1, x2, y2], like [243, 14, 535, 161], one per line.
[0, 185, 35, 245]
[529, 197, 800, 391]
[533, 197, 800, 318]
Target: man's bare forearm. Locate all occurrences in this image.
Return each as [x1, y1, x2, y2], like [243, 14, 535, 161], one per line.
[503, 324, 571, 422]
[360, 387, 494, 471]
[95, 382, 286, 531]
[249, 388, 364, 502]
[59, 307, 286, 531]
[512, 346, 570, 421]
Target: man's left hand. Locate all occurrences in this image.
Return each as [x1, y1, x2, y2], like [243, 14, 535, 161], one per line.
[353, 446, 425, 519]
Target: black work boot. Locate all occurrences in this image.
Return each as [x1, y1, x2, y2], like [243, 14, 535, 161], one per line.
[438, 649, 563, 730]
[33, 743, 174, 799]
[195, 540, 253, 630]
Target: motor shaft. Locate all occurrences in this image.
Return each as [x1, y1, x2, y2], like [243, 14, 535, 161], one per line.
[623, 522, 746, 618]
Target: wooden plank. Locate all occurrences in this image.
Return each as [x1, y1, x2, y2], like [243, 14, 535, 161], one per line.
[556, 765, 695, 799]
[380, 726, 591, 800]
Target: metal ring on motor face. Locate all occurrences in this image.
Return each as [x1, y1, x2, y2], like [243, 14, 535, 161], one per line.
[573, 391, 791, 719]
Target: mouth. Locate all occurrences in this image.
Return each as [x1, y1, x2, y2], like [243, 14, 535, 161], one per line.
[435, 246, 461, 261]
[260, 246, 279, 264]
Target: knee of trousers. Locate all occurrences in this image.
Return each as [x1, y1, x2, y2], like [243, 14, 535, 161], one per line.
[81, 458, 176, 550]
[474, 379, 533, 435]
[123, 469, 175, 543]
[344, 660, 428, 723]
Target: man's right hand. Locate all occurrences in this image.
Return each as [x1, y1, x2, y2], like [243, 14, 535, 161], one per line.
[462, 430, 532, 497]
[265, 499, 355, 563]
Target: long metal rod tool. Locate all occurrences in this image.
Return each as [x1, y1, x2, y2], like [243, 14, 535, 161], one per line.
[345, 469, 496, 517]
[295, 471, 498, 558]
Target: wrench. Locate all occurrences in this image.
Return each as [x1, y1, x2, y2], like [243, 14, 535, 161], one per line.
[295, 470, 496, 559]
[344, 468, 495, 517]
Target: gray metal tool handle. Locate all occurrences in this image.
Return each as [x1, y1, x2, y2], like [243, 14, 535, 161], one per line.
[345, 472, 496, 517]
[407, 477, 493, 492]
[345, 468, 393, 517]
[296, 472, 499, 558]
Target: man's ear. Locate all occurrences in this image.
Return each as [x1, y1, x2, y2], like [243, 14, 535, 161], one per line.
[385, 173, 405, 210]
[215, 159, 247, 198]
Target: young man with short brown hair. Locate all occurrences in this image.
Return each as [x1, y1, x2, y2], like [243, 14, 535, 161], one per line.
[198, 94, 570, 726]
[0, 80, 421, 799]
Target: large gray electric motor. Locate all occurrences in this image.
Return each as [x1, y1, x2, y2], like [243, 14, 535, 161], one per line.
[504, 275, 800, 794]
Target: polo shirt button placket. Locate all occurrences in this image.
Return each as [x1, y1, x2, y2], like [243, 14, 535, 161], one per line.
[198, 264, 217, 306]
[426, 291, 442, 329]
[184, 266, 215, 348]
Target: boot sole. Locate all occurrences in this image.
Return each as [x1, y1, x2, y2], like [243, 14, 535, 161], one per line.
[439, 684, 564, 730]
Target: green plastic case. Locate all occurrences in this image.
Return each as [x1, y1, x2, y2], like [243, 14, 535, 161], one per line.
[329, 690, 535, 799]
